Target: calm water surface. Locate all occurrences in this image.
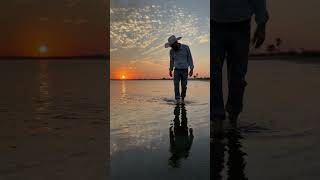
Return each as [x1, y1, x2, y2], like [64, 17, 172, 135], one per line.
[111, 80, 210, 180]
[0, 60, 107, 180]
[213, 59, 320, 180]
[1, 59, 319, 179]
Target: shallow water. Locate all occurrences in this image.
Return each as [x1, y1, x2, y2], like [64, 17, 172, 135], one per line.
[213, 59, 320, 180]
[111, 80, 210, 180]
[0, 60, 107, 180]
[1, 59, 319, 179]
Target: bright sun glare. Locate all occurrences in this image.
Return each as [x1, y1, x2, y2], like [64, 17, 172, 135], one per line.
[38, 45, 48, 54]
[121, 75, 126, 80]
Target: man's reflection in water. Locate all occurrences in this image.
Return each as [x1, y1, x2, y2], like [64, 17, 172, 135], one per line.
[212, 123, 248, 180]
[169, 103, 194, 168]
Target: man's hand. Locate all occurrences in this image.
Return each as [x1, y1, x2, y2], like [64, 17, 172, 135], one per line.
[169, 70, 173, 77]
[189, 69, 193, 77]
[252, 23, 266, 48]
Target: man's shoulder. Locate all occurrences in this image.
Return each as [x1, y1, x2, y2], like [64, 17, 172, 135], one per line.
[181, 44, 190, 49]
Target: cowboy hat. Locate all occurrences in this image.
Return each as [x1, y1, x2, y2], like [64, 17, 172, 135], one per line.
[165, 35, 182, 48]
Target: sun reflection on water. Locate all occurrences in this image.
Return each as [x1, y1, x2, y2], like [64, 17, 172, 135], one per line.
[120, 80, 128, 104]
[35, 61, 52, 113]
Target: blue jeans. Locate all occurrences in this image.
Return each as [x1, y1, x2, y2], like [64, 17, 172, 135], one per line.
[173, 69, 188, 100]
[211, 19, 250, 118]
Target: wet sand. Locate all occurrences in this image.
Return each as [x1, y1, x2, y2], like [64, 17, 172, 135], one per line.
[0, 60, 108, 180]
[213, 59, 320, 180]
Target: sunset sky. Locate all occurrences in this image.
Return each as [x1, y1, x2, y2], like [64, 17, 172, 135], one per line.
[0, 0, 108, 57]
[110, 0, 210, 79]
[110, 0, 320, 79]
[1, 0, 319, 78]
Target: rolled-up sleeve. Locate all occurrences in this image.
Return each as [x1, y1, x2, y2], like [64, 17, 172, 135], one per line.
[187, 46, 194, 70]
[169, 49, 174, 71]
[252, 0, 269, 24]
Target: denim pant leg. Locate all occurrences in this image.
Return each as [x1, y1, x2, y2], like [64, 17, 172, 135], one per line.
[180, 70, 188, 99]
[225, 23, 250, 114]
[211, 23, 227, 118]
[173, 70, 181, 100]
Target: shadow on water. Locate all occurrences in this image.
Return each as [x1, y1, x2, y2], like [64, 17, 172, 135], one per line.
[212, 121, 248, 180]
[168, 103, 194, 168]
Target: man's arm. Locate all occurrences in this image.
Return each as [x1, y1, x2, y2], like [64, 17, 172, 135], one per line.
[251, 0, 269, 48]
[251, 0, 269, 25]
[187, 46, 194, 70]
[187, 46, 194, 76]
[169, 50, 174, 77]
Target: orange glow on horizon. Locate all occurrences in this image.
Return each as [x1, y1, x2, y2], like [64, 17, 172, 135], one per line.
[110, 69, 209, 79]
[5, 22, 98, 57]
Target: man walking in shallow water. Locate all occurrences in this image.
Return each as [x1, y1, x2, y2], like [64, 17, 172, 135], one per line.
[211, 0, 269, 126]
[165, 35, 194, 104]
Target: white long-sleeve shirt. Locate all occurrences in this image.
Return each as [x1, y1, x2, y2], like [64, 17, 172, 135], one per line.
[169, 44, 194, 71]
[211, 0, 269, 24]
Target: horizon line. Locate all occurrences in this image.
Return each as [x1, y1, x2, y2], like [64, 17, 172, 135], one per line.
[0, 54, 109, 60]
[110, 78, 210, 80]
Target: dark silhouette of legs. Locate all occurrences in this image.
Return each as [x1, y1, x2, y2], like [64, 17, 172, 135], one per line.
[225, 21, 250, 117]
[174, 70, 181, 100]
[211, 21, 227, 120]
[174, 69, 188, 101]
[211, 20, 250, 121]
[181, 70, 188, 100]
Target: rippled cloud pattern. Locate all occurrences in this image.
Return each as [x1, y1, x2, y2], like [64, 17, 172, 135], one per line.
[110, 5, 209, 56]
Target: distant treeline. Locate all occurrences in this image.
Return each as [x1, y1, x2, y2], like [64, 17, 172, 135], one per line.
[250, 50, 320, 58]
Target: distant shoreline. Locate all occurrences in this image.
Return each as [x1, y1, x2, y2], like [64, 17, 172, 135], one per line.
[111, 78, 210, 81]
[249, 55, 320, 61]
[0, 53, 319, 61]
[0, 55, 109, 60]
[111, 54, 320, 80]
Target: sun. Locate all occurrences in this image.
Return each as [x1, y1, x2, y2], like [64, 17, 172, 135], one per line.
[121, 75, 126, 80]
[38, 45, 48, 54]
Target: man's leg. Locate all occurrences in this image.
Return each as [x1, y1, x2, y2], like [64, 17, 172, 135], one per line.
[225, 21, 250, 118]
[181, 69, 188, 100]
[211, 22, 227, 120]
[173, 70, 181, 100]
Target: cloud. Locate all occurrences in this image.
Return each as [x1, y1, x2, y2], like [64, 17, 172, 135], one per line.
[110, 2, 210, 78]
[110, 48, 118, 52]
[110, 4, 209, 57]
[197, 34, 209, 44]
